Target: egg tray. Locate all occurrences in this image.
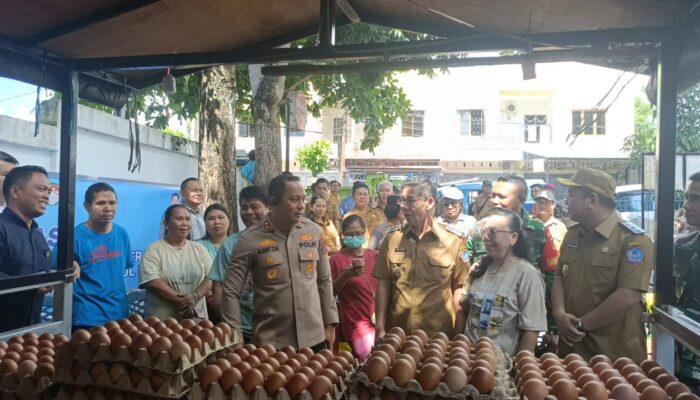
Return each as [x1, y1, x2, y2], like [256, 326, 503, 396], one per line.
[190, 377, 347, 400]
[54, 362, 191, 399]
[56, 333, 234, 375]
[54, 384, 189, 400]
[0, 375, 56, 400]
[344, 347, 515, 400]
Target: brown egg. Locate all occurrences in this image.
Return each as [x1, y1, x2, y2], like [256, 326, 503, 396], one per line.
[444, 366, 468, 392]
[234, 361, 252, 374]
[278, 365, 295, 380]
[38, 340, 53, 350]
[627, 372, 648, 387]
[599, 368, 622, 383]
[326, 360, 346, 378]
[648, 366, 669, 381]
[131, 333, 152, 354]
[477, 351, 497, 370]
[23, 338, 39, 348]
[474, 359, 495, 374]
[190, 325, 203, 335]
[90, 325, 107, 333]
[641, 385, 670, 400]
[613, 357, 635, 371]
[540, 352, 560, 362]
[38, 332, 54, 342]
[423, 349, 443, 362]
[403, 347, 423, 363]
[53, 334, 69, 347]
[263, 371, 287, 396]
[563, 353, 584, 365]
[518, 362, 542, 378]
[219, 367, 243, 394]
[297, 347, 313, 359]
[552, 379, 578, 400]
[655, 374, 676, 389]
[411, 329, 429, 345]
[149, 337, 172, 359]
[37, 355, 54, 365]
[35, 362, 55, 379]
[611, 383, 640, 400]
[589, 354, 612, 367]
[520, 370, 546, 389]
[110, 333, 132, 353]
[258, 362, 275, 379]
[285, 358, 302, 372]
[217, 322, 232, 340]
[108, 363, 127, 383]
[263, 344, 278, 356]
[280, 345, 296, 358]
[213, 359, 231, 372]
[272, 351, 288, 364]
[418, 363, 441, 391]
[665, 382, 690, 399]
[566, 359, 587, 374]
[388, 327, 406, 341]
[606, 376, 628, 391]
[89, 362, 108, 381]
[198, 329, 216, 348]
[200, 365, 223, 391]
[310, 354, 327, 368]
[16, 359, 37, 378]
[372, 350, 392, 366]
[8, 336, 23, 346]
[593, 362, 611, 376]
[573, 366, 594, 380]
[640, 359, 660, 374]
[22, 345, 38, 355]
[299, 366, 316, 380]
[252, 348, 269, 362]
[547, 371, 570, 386]
[542, 357, 562, 371]
[70, 329, 91, 350]
[319, 369, 338, 385]
[382, 336, 402, 350]
[582, 380, 609, 400]
[577, 373, 600, 388]
[241, 367, 264, 394]
[522, 378, 549, 400]
[245, 354, 261, 368]
[128, 313, 143, 323]
[264, 357, 280, 370]
[4, 351, 20, 363]
[286, 372, 310, 400]
[0, 358, 18, 375]
[336, 351, 354, 369]
[376, 344, 397, 361]
[447, 357, 468, 372]
[308, 375, 333, 400]
[178, 328, 193, 339]
[636, 379, 660, 394]
[292, 353, 309, 365]
[19, 352, 38, 363]
[402, 339, 423, 351]
[389, 358, 415, 387]
[129, 368, 143, 386]
[622, 363, 643, 378]
[676, 394, 700, 400]
[515, 350, 535, 363]
[185, 335, 203, 354]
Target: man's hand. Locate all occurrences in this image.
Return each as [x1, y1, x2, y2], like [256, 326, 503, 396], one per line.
[375, 326, 386, 344]
[324, 324, 335, 348]
[71, 261, 81, 281]
[554, 312, 585, 345]
[542, 333, 559, 353]
[37, 287, 53, 295]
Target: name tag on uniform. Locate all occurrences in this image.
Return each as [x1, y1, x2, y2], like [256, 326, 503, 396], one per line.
[394, 248, 407, 253]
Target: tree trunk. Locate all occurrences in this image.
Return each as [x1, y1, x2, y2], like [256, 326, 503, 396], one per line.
[249, 63, 286, 186]
[198, 65, 239, 232]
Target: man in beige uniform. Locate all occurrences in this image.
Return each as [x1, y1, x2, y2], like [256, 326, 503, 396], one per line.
[221, 174, 339, 350]
[344, 182, 385, 247]
[374, 181, 470, 340]
[553, 168, 653, 363]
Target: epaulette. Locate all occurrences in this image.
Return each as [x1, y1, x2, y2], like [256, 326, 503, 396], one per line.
[619, 220, 645, 235]
[386, 224, 402, 234]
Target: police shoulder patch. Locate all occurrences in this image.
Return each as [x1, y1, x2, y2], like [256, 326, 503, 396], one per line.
[620, 220, 645, 235]
[626, 246, 644, 263]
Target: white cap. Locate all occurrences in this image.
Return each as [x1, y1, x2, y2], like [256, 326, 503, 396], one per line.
[441, 186, 464, 201]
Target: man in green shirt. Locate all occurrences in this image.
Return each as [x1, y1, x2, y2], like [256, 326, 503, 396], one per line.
[209, 185, 270, 343]
[674, 171, 700, 389]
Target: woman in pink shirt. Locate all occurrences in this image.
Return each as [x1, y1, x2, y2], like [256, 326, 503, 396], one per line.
[330, 214, 378, 361]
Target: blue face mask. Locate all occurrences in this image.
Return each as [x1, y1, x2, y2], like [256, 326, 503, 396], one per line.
[343, 235, 365, 249]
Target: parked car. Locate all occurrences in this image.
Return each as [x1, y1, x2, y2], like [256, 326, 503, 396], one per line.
[615, 184, 684, 239]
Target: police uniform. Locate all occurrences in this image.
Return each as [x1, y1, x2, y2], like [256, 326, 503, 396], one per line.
[220, 216, 339, 349]
[373, 220, 470, 337]
[344, 206, 385, 247]
[556, 169, 653, 363]
[673, 231, 700, 385]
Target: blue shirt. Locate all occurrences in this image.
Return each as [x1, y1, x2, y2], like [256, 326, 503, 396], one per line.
[54, 223, 133, 327]
[340, 195, 355, 215]
[0, 208, 52, 331]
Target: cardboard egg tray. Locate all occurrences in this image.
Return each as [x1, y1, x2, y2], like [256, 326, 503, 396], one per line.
[344, 347, 515, 400]
[0, 375, 56, 400]
[54, 363, 190, 399]
[56, 333, 234, 375]
[54, 384, 189, 400]
[191, 377, 347, 400]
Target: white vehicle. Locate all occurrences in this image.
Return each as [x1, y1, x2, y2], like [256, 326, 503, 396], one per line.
[615, 184, 655, 239]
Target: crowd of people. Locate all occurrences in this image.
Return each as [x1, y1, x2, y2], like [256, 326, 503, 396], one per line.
[0, 148, 699, 389]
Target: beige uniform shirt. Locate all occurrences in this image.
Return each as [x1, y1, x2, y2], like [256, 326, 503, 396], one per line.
[373, 220, 470, 337]
[556, 213, 653, 363]
[344, 207, 385, 247]
[221, 216, 339, 349]
[325, 194, 342, 225]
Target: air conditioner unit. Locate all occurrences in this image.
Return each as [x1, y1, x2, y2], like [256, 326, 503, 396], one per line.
[506, 103, 517, 113]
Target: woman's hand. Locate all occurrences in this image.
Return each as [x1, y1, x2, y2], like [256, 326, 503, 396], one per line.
[178, 293, 198, 312]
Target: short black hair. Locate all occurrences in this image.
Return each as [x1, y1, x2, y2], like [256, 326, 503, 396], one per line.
[240, 185, 270, 206]
[330, 180, 340, 186]
[268, 173, 301, 204]
[84, 182, 116, 204]
[384, 204, 401, 220]
[497, 175, 528, 202]
[0, 151, 19, 166]
[309, 194, 326, 207]
[352, 182, 369, 196]
[402, 180, 436, 200]
[342, 214, 366, 232]
[3, 165, 48, 201]
[316, 177, 329, 186]
[180, 177, 199, 192]
[310, 182, 318, 193]
[248, 150, 256, 161]
[689, 171, 700, 183]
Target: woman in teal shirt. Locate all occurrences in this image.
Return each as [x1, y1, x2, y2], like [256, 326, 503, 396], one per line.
[196, 203, 231, 322]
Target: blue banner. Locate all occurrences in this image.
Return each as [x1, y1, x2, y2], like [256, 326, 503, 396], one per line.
[36, 176, 178, 289]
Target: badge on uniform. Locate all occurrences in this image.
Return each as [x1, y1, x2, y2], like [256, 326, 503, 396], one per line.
[266, 268, 278, 280]
[265, 255, 274, 265]
[626, 246, 644, 263]
[306, 262, 314, 273]
[298, 234, 313, 241]
[562, 264, 569, 277]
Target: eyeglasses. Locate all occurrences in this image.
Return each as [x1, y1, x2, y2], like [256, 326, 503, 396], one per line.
[442, 201, 460, 208]
[477, 227, 513, 238]
[397, 197, 425, 207]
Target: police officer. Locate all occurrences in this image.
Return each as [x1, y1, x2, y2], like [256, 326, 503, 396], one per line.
[553, 168, 653, 363]
[437, 186, 476, 239]
[374, 180, 470, 340]
[221, 174, 339, 350]
[674, 171, 700, 388]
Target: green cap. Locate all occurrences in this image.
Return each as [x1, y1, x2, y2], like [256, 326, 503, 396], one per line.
[557, 168, 616, 200]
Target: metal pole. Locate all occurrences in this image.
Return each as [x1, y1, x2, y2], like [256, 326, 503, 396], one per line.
[285, 99, 291, 173]
[55, 70, 78, 336]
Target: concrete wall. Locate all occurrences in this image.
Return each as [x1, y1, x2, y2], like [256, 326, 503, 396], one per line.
[0, 100, 198, 186]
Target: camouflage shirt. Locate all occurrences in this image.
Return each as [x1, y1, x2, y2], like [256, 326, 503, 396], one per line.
[674, 231, 700, 384]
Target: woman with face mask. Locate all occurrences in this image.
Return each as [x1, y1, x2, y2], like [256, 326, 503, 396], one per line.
[455, 208, 547, 355]
[329, 214, 378, 361]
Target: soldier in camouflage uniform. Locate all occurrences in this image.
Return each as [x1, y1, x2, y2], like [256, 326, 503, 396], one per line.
[674, 171, 700, 391]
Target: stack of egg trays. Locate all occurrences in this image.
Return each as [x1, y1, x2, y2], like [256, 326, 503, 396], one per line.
[54, 385, 188, 400]
[0, 374, 57, 400]
[344, 346, 516, 400]
[191, 377, 347, 400]
[54, 333, 235, 398]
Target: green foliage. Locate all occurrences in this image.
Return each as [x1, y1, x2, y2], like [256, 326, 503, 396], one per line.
[133, 74, 201, 129]
[296, 140, 332, 176]
[162, 127, 186, 138]
[622, 83, 700, 163]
